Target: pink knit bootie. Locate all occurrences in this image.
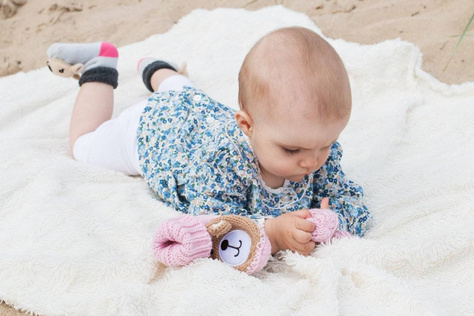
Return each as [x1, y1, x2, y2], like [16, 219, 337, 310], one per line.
[307, 208, 352, 243]
[152, 214, 216, 267]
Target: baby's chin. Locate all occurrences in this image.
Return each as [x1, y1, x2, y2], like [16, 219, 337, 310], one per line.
[285, 174, 307, 183]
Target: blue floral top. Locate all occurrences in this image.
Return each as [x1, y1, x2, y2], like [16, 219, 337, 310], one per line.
[137, 87, 372, 236]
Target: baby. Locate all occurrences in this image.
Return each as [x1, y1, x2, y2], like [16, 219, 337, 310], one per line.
[47, 27, 372, 256]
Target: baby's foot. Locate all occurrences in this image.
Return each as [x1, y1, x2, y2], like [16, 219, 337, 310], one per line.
[137, 58, 187, 92]
[47, 42, 118, 74]
[46, 42, 119, 88]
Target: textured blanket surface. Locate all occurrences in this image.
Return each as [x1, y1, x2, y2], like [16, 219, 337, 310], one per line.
[1, 6, 474, 316]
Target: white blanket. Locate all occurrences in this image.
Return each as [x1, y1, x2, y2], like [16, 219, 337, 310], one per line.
[1, 6, 473, 315]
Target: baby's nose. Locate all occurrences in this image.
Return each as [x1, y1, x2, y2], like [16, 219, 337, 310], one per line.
[299, 155, 318, 169]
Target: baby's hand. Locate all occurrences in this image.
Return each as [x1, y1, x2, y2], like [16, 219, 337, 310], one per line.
[264, 210, 316, 255]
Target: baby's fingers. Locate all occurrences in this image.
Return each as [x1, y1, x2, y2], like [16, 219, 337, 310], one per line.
[295, 217, 315, 233]
[291, 209, 313, 219]
[289, 239, 316, 256]
[292, 229, 313, 244]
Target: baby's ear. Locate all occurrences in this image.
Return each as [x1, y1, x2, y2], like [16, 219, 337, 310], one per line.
[235, 110, 254, 136]
[207, 219, 232, 237]
[70, 63, 84, 75]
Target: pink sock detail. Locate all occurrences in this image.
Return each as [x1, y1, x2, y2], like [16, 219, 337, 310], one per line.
[308, 208, 355, 242]
[137, 58, 146, 73]
[332, 230, 352, 239]
[99, 42, 118, 58]
[308, 209, 339, 243]
[245, 222, 272, 275]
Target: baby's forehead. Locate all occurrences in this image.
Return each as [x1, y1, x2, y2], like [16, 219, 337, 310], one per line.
[266, 81, 322, 116]
[270, 101, 320, 126]
[265, 112, 345, 148]
[269, 123, 335, 148]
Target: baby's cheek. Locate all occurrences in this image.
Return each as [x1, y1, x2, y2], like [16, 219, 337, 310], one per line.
[270, 158, 294, 174]
[317, 153, 330, 169]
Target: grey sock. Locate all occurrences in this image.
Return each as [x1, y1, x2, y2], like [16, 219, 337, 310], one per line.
[141, 60, 177, 92]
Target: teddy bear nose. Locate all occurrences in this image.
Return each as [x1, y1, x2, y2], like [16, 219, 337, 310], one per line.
[220, 239, 229, 250]
[59, 69, 64, 73]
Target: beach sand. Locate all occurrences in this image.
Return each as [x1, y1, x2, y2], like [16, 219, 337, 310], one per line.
[0, 0, 473, 314]
[1, 0, 473, 84]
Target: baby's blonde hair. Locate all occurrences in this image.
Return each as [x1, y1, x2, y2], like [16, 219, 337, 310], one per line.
[238, 27, 352, 121]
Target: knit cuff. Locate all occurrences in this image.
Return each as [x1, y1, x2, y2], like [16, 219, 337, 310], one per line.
[142, 61, 177, 92]
[79, 67, 119, 89]
[246, 222, 272, 275]
[152, 215, 212, 266]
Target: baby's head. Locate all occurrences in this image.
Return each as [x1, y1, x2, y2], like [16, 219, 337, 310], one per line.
[235, 27, 352, 188]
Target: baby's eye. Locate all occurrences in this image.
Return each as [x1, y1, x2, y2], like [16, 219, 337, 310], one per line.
[283, 148, 300, 155]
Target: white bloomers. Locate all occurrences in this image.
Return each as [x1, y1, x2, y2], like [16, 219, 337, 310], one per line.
[72, 74, 193, 176]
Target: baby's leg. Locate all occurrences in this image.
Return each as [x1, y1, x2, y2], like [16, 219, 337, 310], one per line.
[137, 58, 193, 93]
[47, 42, 119, 153]
[48, 42, 142, 175]
[72, 100, 145, 175]
[70, 82, 114, 154]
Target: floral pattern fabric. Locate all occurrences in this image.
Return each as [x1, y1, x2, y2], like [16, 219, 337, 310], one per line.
[137, 87, 372, 236]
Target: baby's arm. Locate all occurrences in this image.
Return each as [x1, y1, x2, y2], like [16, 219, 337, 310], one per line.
[188, 191, 317, 255]
[313, 142, 372, 236]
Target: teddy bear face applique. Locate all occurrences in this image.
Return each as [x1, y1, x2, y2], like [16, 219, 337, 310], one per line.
[205, 215, 268, 273]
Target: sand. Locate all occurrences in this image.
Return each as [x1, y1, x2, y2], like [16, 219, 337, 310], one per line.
[1, 0, 473, 85]
[0, 0, 473, 314]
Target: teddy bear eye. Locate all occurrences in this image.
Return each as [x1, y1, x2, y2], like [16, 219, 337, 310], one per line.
[59, 69, 64, 73]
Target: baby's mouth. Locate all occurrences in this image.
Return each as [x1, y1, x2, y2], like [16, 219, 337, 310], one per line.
[289, 174, 306, 181]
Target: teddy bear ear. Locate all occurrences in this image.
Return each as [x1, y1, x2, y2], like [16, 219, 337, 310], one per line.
[207, 219, 232, 237]
[70, 63, 84, 75]
[46, 58, 76, 78]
